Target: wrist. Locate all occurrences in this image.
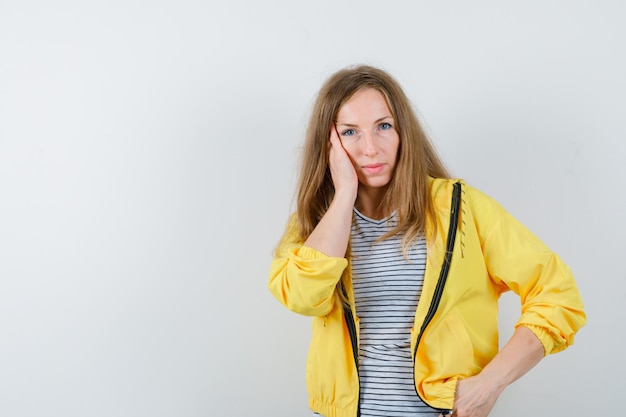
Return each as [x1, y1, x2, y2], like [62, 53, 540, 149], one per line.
[475, 368, 508, 397]
[333, 187, 358, 206]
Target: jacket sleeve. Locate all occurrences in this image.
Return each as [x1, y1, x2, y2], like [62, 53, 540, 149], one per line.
[267, 214, 348, 317]
[467, 186, 586, 355]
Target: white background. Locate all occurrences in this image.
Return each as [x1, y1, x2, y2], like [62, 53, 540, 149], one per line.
[1, 1, 624, 416]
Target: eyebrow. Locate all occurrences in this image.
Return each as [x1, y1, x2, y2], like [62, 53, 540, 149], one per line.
[336, 116, 393, 127]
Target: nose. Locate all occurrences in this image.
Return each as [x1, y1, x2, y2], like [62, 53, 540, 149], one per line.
[361, 130, 379, 156]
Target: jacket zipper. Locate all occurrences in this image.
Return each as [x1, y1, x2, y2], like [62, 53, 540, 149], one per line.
[412, 181, 462, 413]
[343, 304, 361, 417]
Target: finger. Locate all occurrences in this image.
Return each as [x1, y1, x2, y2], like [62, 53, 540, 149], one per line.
[329, 124, 340, 146]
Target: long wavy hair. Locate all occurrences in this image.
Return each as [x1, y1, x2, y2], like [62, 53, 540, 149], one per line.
[296, 65, 450, 251]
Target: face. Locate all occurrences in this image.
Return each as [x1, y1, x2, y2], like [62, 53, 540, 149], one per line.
[335, 88, 400, 197]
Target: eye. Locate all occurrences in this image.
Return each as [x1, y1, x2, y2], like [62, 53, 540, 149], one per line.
[341, 129, 356, 137]
[379, 122, 392, 130]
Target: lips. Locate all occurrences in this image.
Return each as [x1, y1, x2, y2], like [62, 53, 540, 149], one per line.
[362, 163, 385, 174]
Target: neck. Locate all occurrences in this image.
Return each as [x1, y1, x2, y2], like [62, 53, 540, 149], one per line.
[355, 187, 389, 220]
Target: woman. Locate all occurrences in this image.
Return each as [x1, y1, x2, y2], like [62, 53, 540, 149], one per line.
[268, 65, 585, 417]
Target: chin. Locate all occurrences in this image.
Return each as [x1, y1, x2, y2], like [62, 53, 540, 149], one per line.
[361, 178, 392, 189]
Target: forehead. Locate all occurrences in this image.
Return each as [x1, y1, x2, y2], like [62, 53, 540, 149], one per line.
[337, 88, 392, 120]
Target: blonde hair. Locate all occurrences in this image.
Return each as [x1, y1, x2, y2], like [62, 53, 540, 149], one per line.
[296, 65, 450, 250]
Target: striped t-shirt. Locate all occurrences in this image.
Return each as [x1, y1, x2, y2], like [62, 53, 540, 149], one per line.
[314, 209, 439, 417]
[351, 208, 438, 417]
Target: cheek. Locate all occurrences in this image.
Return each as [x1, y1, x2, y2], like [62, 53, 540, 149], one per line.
[387, 137, 400, 158]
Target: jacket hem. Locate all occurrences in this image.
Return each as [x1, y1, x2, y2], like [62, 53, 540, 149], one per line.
[310, 398, 357, 417]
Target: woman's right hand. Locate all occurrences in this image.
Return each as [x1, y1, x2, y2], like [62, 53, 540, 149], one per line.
[301, 126, 357, 257]
[329, 125, 358, 201]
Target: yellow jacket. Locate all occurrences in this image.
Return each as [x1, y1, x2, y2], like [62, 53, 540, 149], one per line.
[268, 178, 586, 417]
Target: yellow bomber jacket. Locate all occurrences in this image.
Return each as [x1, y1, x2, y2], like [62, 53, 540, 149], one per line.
[268, 178, 586, 417]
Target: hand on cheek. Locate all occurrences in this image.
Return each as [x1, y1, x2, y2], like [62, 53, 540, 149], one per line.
[329, 125, 358, 198]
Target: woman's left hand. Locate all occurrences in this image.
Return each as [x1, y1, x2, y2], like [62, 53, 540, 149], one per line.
[438, 327, 545, 417]
[444, 374, 501, 417]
